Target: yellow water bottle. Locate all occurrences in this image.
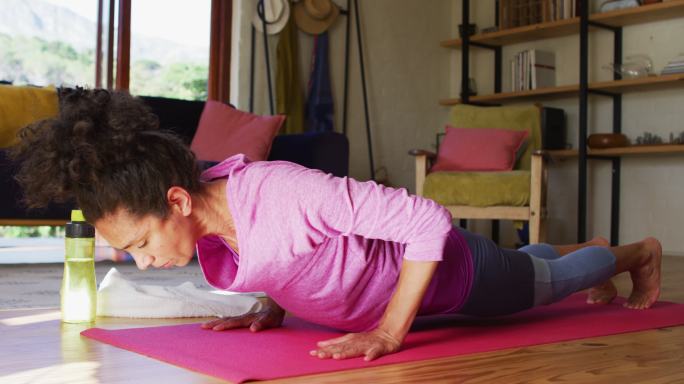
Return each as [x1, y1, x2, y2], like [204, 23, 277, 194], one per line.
[61, 209, 97, 323]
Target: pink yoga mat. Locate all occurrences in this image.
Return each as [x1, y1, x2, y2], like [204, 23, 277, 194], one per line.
[82, 294, 684, 383]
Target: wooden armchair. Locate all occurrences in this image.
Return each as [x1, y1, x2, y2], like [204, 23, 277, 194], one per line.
[410, 104, 548, 244]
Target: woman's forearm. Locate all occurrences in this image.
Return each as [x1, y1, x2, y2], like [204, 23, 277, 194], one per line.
[377, 259, 439, 342]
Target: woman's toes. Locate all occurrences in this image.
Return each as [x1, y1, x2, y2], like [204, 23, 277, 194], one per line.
[587, 280, 617, 305]
[591, 236, 610, 247]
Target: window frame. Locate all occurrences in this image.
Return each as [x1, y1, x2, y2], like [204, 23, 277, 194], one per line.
[95, 0, 231, 101]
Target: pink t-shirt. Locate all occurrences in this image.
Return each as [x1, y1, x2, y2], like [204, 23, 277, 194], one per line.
[196, 155, 473, 332]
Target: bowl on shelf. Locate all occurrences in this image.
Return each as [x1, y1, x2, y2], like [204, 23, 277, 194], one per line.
[587, 133, 630, 149]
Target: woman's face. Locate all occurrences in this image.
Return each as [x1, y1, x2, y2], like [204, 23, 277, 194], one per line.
[95, 206, 198, 270]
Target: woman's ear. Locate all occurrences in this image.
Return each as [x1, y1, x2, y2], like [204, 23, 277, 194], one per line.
[166, 186, 192, 216]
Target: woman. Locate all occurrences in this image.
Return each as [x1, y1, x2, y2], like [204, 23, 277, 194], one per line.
[11, 89, 661, 362]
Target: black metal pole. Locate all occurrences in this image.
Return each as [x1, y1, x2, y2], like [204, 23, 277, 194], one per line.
[249, 25, 255, 113]
[353, 0, 375, 180]
[578, 0, 589, 243]
[610, 157, 621, 245]
[495, 0, 499, 28]
[613, 27, 623, 83]
[610, 27, 623, 246]
[461, 0, 470, 104]
[462, 0, 484, 238]
[492, 220, 500, 244]
[495, 46, 502, 93]
[259, 0, 275, 115]
[342, 6, 351, 136]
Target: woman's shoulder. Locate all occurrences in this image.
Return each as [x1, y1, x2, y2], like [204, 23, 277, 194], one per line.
[201, 154, 313, 181]
[239, 158, 318, 182]
[200, 154, 249, 181]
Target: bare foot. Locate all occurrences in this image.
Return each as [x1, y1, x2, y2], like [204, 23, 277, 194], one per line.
[587, 281, 618, 304]
[625, 237, 662, 310]
[585, 236, 618, 305]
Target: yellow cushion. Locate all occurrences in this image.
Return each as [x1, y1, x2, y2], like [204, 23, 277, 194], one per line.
[423, 171, 530, 207]
[448, 104, 541, 171]
[0, 85, 59, 148]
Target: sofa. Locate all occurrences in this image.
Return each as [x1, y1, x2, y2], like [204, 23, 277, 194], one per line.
[0, 93, 349, 224]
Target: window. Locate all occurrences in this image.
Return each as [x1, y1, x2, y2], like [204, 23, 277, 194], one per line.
[129, 0, 211, 100]
[0, 0, 98, 87]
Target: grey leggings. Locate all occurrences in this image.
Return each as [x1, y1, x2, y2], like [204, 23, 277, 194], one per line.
[457, 228, 616, 317]
[520, 243, 616, 307]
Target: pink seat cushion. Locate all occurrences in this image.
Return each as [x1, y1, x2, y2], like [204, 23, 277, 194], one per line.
[431, 126, 529, 172]
[191, 100, 285, 162]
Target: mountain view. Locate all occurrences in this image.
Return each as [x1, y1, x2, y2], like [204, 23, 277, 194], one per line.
[0, 0, 209, 100]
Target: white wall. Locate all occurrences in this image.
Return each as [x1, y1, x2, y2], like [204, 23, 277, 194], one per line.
[232, 0, 684, 254]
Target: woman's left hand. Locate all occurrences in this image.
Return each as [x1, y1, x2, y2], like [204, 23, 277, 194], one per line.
[310, 328, 402, 361]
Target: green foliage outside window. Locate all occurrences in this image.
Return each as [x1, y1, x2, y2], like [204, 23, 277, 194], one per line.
[0, 33, 93, 86]
[0, 33, 208, 101]
[0, 226, 65, 238]
[130, 60, 208, 101]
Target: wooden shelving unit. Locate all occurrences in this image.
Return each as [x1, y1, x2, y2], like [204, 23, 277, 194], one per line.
[441, 1, 684, 48]
[591, 73, 684, 93]
[544, 145, 684, 159]
[440, 73, 684, 105]
[441, 18, 580, 48]
[591, 0, 684, 26]
[447, 0, 684, 244]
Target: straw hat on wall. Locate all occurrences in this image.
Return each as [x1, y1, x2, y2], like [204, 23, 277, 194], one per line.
[252, 0, 291, 35]
[294, 0, 340, 35]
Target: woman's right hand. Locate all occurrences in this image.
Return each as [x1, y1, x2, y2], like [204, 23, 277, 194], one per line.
[201, 301, 285, 332]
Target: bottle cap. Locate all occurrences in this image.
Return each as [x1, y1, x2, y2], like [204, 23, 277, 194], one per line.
[71, 210, 86, 222]
[66, 210, 95, 238]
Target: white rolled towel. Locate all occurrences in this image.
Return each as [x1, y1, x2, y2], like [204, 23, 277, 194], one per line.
[97, 267, 263, 318]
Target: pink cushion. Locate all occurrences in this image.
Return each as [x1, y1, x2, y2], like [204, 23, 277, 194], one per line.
[191, 100, 285, 162]
[431, 126, 529, 172]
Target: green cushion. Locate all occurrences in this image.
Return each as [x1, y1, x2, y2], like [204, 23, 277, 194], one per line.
[448, 104, 541, 171]
[423, 171, 531, 207]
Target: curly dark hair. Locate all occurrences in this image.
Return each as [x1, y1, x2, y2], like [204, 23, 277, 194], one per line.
[9, 88, 201, 223]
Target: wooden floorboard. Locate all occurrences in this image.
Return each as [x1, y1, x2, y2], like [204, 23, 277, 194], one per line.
[1, 256, 683, 383]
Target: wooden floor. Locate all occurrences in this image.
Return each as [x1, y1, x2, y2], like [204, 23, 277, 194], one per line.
[1, 256, 683, 383]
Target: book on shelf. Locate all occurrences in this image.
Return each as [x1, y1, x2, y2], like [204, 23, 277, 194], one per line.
[500, 0, 544, 29]
[500, 0, 577, 30]
[661, 56, 684, 75]
[661, 68, 684, 75]
[511, 49, 556, 92]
